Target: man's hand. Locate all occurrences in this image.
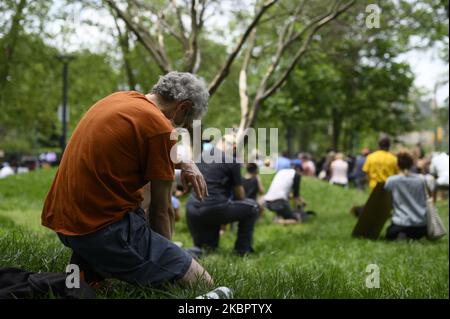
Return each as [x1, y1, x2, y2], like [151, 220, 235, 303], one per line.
[179, 162, 208, 201]
[300, 197, 307, 207]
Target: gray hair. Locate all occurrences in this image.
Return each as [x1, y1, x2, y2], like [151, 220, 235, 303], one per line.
[151, 71, 209, 120]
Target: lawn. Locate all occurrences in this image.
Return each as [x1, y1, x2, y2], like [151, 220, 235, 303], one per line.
[0, 168, 448, 298]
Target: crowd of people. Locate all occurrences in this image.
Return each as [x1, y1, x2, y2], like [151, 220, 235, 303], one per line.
[0, 151, 59, 179]
[0, 71, 446, 296]
[272, 140, 449, 197]
[269, 137, 449, 241]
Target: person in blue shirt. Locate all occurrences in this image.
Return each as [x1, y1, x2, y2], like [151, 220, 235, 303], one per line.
[276, 151, 292, 171]
[351, 148, 370, 190]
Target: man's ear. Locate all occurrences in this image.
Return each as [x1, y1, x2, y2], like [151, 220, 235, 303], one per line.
[180, 100, 193, 111]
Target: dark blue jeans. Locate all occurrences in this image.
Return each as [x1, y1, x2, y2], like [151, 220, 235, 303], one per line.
[265, 199, 298, 220]
[385, 223, 427, 240]
[58, 208, 192, 287]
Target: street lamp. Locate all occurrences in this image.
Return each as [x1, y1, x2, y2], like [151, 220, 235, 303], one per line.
[57, 55, 75, 155]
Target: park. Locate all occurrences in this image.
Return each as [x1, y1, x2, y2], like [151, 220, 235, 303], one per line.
[0, 0, 448, 301]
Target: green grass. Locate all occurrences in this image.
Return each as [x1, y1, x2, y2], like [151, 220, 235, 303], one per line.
[0, 168, 448, 298]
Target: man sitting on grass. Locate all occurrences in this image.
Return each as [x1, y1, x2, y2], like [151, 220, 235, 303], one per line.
[41, 72, 214, 289]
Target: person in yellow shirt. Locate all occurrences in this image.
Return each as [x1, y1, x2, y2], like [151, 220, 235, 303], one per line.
[363, 137, 399, 189]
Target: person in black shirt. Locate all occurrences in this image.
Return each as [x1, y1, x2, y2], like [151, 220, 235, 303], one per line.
[186, 138, 259, 256]
[242, 163, 265, 216]
[242, 163, 264, 200]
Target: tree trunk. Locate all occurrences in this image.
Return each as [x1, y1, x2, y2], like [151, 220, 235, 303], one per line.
[285, 124, 293, 157]
[298, 125, 311, 152]
[235, 0, 356, 142]
[331, 107, 341, 151]
[121, 28, 136, 90]
[113, 6, 136, 91]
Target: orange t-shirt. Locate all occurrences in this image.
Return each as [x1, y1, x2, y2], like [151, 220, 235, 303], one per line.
[41, 91, 176, 236]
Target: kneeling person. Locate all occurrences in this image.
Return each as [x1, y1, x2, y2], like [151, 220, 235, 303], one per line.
[384, 151, 428, 240]
[264, 165, 305, 223]
[186, 138, 259, 256]
[41, 72, 212, 288]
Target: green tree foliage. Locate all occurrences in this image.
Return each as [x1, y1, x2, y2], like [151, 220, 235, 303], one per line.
[66, 51, 120, 133]
[115, 34, 242, 129]
[0, 0, 448, 156]
[0, 1, 120, 154]
[0, 33, 61, 153]
[0, 35, 120, 153]
[258, 0, 448, 154]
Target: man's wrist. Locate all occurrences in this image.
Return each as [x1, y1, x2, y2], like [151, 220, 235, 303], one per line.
[175, 161, 194, 170]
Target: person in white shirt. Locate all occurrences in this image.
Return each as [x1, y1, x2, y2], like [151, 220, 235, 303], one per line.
[0, 163, 15, 179]
[329, 153, 349, 187]
[430, 152, 449, 202]
[301, 153, 316, 177]
[263, 165, 305, 222]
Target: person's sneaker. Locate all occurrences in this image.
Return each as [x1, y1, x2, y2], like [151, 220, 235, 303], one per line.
[196, 287, 234, 299]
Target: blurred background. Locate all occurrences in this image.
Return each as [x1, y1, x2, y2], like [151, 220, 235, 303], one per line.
[0, 0, 448, 172]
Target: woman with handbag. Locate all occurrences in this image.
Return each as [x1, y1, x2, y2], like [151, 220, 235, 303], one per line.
[384, 150, 430, 240]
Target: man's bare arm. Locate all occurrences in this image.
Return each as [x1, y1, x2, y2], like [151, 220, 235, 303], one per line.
[233, 185, 246, 201]
[140, 182, 151, 212]
[256, 175, 265, 194]
[148, 179, 174, 239]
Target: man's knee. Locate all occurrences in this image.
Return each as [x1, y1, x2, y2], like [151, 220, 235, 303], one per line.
[235, 199, 259, 217]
